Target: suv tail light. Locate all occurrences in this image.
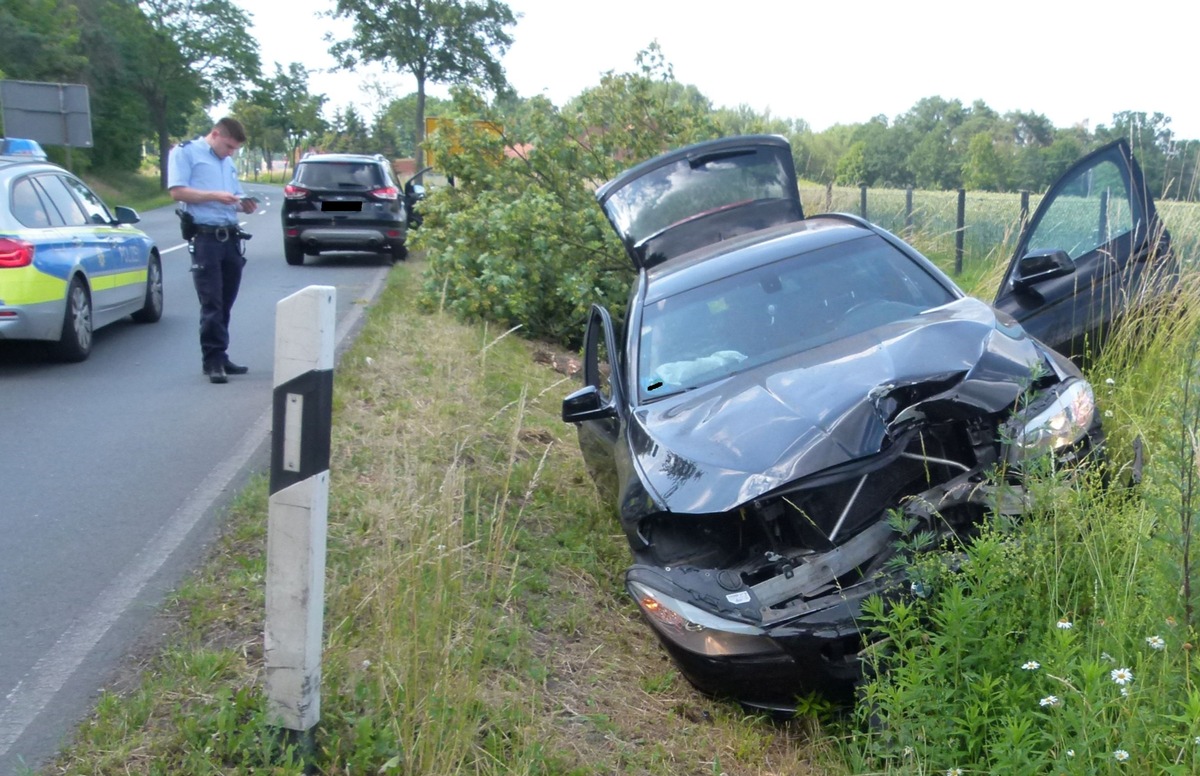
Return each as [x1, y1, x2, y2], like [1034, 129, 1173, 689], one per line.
[0, 237, 34, 268]
[370, 186, 399, 201]
[284, 184, 309, 199]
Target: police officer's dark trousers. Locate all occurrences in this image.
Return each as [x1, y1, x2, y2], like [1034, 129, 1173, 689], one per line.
[190, 230, 244, 370]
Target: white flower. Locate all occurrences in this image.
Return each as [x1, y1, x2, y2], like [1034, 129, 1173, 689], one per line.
[1113, 749, 1130, 762]
[1194, 736, 1200, 745]
[1057, 618, 1073, 630]
[1106, 378, 1116, 385]
[1022, 660, 1040, 670]
[1105, 409, 1114, 418]
[1147, 635, 1166, 650]
[946, 769, 963, 776]
[1067, 749, 1075, 757]
[1040, 695, 1061, 707]
[1111, 667, 1134, 685]
[1121, 686, 1131, 697]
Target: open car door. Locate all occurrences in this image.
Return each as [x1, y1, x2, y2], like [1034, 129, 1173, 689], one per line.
[993, 139, 1176, 360]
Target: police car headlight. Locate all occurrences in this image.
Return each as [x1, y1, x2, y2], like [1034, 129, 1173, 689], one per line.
[1007, 379, 1096, 465]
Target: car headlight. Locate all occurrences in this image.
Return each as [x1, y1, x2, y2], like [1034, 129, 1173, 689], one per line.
[627, 581, 783, 657]
[1007, 379, 1096, 465]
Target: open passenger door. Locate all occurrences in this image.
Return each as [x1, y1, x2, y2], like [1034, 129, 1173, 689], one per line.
[993, 139, 1176, 359]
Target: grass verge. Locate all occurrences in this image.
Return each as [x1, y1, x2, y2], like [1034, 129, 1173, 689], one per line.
[44, 260, 838, 775]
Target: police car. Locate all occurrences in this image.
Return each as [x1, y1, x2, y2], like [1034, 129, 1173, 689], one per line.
[0, 138, 162, 361]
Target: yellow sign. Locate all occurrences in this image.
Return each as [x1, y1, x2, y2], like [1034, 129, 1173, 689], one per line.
[423, 118, 503, 169]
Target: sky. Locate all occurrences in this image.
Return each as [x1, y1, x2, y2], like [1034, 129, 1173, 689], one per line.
[232, 0, 1200, 141]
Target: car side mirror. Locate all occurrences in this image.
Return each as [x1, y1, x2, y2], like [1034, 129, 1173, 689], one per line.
[1013, 249, 1074, 291]
[562, 384, 617, 423]
[113, 206, 141, 225]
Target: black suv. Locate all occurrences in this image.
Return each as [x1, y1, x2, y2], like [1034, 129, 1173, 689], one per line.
[282, 152, 408, 265]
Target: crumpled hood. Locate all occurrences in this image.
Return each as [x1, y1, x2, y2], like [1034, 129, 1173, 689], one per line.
[630, 297, 1045, 513]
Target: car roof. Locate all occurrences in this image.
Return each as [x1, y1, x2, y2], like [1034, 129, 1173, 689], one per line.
[299, 153, 389, 164]
[643, 215, 879, 303]
[0, 156, 72, 182]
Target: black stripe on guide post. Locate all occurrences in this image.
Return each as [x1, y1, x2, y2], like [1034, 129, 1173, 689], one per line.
[269, 369, 334, 495]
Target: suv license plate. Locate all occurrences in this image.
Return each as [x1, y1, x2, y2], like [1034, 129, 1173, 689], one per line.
[321, 201, 363, 212]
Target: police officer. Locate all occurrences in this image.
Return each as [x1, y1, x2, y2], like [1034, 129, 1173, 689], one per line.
[167, 117, 258, 384]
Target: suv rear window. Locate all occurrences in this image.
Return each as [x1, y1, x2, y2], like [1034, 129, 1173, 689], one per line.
[295, 162, 384, 190]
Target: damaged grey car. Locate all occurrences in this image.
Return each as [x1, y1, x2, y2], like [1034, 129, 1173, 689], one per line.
[562, 135, 1175, 710]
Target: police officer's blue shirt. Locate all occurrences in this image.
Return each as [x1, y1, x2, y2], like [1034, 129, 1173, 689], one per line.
[167, 137, 245, 226]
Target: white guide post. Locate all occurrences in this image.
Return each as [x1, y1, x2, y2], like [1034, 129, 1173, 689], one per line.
[264, 285, 335, 731]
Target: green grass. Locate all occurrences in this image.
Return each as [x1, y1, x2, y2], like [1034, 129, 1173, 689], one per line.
[82, 169, 174, 213]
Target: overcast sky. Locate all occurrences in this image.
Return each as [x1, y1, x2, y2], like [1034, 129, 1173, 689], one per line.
[233, 0, 1200, 140]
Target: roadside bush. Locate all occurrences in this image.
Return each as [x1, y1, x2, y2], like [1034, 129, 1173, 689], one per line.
[415, 45, 721, 347]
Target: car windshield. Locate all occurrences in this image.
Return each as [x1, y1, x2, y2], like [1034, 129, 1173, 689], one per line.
[638, 234, 957, 399]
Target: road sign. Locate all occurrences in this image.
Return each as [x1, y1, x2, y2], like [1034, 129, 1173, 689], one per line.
[0, 80, 93, 148]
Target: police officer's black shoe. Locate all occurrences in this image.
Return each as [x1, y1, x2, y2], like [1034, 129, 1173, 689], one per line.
[223, 360, 249, 375]
[204, 364, 228, 384]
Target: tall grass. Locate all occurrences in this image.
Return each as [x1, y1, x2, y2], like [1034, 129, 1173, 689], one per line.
[841, 261, 1200, 774]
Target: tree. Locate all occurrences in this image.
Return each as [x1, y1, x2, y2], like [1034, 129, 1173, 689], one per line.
[121, 0, 261, 187]
[373, 91, 454, 159]
[835, 141, 867, 186]
[244, 62, 327, 173]
[321, 106, 371, 153]
[962, 133, 1006, 191]
[327, 0, 516, 168]
[0, 0, 87, 84]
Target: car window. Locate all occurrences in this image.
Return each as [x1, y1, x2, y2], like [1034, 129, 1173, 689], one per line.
[639, 234, 956, 399]
[58, 175, 113, 224]
[1025, 159, 1137, 262]
[38, 175, 91, 226]
[296, 161, 383, 189]
[10, 177, 54, 228]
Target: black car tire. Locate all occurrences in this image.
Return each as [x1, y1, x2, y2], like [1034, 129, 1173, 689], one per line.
[130, 255, 164, 323]
[285, 242, 304, 266]
[52, 276, 93, 362]
[390, 241, 408, 263]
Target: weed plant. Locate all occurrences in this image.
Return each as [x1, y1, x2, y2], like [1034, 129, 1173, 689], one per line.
[841, 265, 1200, 774]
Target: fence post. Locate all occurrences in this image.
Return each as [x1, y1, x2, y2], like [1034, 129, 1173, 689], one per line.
[265, 285, 336, 740]
[1098, 189, 1109, 241]
[825, 181, 832, 212]
[859, 183, 868, 219]
[1019, 190, 1030, 229]
[905, 186, 914, 236]
[955, 189, 966, 276]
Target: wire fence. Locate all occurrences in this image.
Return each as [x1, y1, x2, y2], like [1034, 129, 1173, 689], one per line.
[801, 184, 1200, 282]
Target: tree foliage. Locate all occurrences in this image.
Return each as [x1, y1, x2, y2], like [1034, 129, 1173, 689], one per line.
[416, 45, 719, 346]
[327, 0, 516, 168]
[126, 0, 261, 186]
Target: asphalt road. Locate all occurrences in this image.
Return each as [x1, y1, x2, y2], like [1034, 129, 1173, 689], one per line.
[0, 183, 394, 774]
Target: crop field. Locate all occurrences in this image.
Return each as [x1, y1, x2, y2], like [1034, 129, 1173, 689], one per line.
[801, 184, 1200, 288]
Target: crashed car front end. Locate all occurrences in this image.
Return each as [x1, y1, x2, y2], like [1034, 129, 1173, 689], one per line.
[615, 302, 1102, 710]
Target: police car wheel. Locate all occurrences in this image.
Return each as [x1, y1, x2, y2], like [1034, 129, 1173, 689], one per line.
[131, 256, 164, 323]
[52, 277, 93, 362]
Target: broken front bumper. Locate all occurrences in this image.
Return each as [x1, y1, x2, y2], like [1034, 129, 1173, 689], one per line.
[624, 470, 1032, 709]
